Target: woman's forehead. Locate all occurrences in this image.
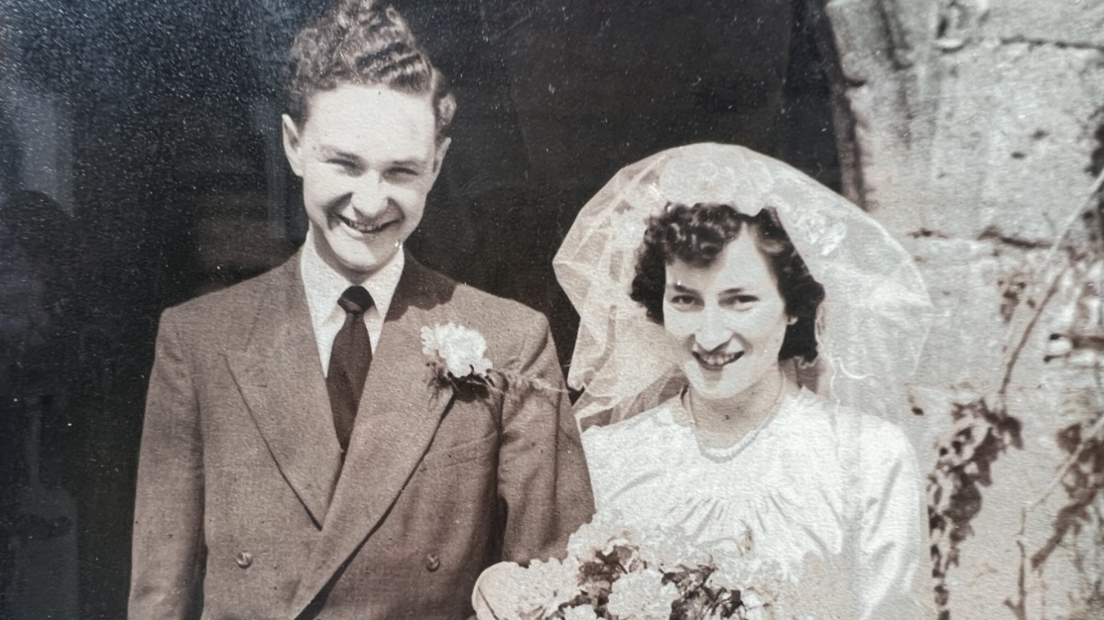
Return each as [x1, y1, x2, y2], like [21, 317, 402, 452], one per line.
[665, 234, 778, 292]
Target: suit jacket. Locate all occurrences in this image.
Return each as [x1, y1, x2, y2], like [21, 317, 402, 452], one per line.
[128, 252, 594, 620]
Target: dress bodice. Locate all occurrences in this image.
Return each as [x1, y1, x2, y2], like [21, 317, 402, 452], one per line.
[580, 389, 929, 620]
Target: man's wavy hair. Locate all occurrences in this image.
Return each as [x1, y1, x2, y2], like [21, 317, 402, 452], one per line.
[285, 0, 456, 142]
[630, 203, 826, 363]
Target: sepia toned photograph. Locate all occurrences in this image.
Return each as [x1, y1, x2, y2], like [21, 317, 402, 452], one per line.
[1, 1, 1102, 619]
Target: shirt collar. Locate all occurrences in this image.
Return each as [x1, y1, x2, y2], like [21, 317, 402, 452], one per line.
[299, 230, 406, 324]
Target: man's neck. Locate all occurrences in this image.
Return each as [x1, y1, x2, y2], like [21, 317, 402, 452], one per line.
[300, 231, 406, 320]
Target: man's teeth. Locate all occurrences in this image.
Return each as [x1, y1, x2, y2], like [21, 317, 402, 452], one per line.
[341, 216, 388, 233]
[696, 351, 742, 367]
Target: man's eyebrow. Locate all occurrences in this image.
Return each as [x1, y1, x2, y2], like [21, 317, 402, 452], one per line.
[318, 145, 362, 161]
[667, 283, 697, 293]
[390, 158, 430, 170]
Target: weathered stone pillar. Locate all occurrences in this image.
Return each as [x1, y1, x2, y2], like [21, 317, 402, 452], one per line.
[820, 1, 1104, 619]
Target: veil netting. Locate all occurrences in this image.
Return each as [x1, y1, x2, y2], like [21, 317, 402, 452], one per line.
[552, 143, 934, 430]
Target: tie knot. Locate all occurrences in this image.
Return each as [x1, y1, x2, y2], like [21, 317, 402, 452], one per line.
[338, 286, 374, 316]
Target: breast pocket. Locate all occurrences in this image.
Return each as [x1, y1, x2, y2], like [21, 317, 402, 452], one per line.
[419, 431, 498, 472]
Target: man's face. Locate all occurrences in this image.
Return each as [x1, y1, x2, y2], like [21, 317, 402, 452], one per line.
[282, 84, 449, 280]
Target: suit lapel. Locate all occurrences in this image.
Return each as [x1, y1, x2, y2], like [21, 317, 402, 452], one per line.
[226, 257, 343, 526]
[291, 257, 457, 616]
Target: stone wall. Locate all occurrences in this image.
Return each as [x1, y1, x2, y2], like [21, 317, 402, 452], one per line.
[821, 1, 1104, 619]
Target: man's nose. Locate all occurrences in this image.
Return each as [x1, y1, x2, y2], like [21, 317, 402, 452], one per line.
[349, 172, 388, 217]
[694, 308, 732, 352]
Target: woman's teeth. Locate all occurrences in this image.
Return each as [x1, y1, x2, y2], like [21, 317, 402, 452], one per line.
[694, 351, 743, 368]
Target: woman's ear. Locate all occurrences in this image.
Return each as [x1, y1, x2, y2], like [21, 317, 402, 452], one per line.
[281, 114, 305, 177]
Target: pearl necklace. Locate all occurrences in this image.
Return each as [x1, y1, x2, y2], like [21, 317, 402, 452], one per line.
[682, 373, 789, 461]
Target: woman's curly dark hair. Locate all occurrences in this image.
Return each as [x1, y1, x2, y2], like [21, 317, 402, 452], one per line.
[630, 203, 826, 362]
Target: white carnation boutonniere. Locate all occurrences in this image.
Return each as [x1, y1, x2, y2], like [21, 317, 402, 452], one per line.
[421, 322, 495, 391]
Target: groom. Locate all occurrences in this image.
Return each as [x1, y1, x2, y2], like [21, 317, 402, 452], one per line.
[128, 2, 592, 619]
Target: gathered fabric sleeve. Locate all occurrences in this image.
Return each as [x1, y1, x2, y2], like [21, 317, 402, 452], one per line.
[128, 310, 206, 620]
[855, 418, 931, 620]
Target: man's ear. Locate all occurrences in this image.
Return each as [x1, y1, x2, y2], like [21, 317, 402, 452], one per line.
[281, 114, 305, 177]
[428, 137, 451, 183]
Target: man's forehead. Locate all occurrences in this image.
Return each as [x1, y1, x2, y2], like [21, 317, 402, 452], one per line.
[303, 84, 437, 158]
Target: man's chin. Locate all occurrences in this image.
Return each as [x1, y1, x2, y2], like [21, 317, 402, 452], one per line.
[340, 253, 398, 277]
[321, 238, 403, 280]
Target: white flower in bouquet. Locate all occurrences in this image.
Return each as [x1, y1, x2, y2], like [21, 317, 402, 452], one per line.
[567, 511, 638, 564]
[606, 568, 679, 620]
[737, 589, 770, 620]
[525, 557, 581, 617]
[561, 604, 601, 620]
[635, 525, 713, 571]
[480, 558, 580, 620]
[707, 553, 788, 599]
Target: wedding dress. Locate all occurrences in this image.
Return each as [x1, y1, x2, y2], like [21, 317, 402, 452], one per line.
[474, 144, 935, 620]
[580, 388, 927, 620]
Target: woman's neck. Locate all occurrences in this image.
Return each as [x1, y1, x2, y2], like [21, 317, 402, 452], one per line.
[687, 370, 791, 445]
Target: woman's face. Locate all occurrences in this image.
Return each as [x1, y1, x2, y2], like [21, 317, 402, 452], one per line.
[663, 232, 792, 404]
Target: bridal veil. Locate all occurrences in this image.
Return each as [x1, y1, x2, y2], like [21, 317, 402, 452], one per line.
[553, 143, 934, 428]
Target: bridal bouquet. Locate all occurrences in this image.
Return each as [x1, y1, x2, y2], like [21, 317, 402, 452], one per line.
[478, 512, 800, 620]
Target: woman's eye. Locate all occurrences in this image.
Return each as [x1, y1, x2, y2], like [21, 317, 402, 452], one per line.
[725, 295, 759, 307]
[668, 295, 699, 307]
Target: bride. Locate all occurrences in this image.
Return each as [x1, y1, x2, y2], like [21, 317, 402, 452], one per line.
[478, 144, 934, 620]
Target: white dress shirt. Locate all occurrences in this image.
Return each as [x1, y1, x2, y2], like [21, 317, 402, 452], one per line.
[300, 233, 405, 376]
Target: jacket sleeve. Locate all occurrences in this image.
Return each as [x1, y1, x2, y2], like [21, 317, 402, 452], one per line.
[128, 309, 205, 620]
[497, 312, 594, 564]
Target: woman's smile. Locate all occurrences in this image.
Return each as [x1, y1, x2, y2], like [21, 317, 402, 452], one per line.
[692, 348, 744, 371]
[663, 233, 791, 404]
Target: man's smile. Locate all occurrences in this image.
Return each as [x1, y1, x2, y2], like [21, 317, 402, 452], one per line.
[335, 212, 399, 235]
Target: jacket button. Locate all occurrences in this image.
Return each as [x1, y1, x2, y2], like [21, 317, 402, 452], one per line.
[236, 552, 253, 569]
[425, 553, 440, 572]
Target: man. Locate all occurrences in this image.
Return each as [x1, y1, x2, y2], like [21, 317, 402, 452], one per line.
[128, 2, 593, 618]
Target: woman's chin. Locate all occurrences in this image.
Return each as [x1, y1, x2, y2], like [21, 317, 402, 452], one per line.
[684, 366, 747, 403]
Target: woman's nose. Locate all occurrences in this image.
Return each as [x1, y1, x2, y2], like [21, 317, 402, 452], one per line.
[694, 309, 732, 352]
[349, 172, 388, 217]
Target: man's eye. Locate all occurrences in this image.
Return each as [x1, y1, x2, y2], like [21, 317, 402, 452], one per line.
[387, 167, 420, 180]
[327, 159, 356, 170]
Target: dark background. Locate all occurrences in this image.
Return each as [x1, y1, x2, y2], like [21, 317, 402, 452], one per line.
[0, 0, 839, 617]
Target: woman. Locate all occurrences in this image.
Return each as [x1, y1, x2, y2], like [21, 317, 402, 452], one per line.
[478, 144, 934, 619]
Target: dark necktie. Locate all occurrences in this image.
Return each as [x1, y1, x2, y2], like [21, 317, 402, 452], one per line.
[327, 286, 374, 453]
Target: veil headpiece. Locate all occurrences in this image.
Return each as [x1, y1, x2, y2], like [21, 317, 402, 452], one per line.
[553, 143, 934, 429]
